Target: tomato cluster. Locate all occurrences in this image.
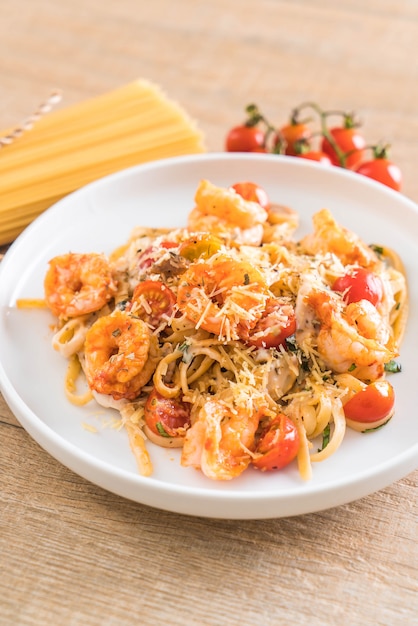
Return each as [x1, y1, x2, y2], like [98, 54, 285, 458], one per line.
[225, 103, 402, 191]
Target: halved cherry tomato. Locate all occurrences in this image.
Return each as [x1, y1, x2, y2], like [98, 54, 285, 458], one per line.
[343, 380, 395, 423]
[231, 181, 270, 210]
[137, 246, 157, 272]
[252, 413, 300, 471]
[355, 157, 402, 192]
[245, 300, 296, 349]
[225, 125, 266, 152]
[137, 241, 178, 272]
[321, 125, 366, 169]
[332, 268, 383, 306]
[144, 388, 191, 437]
[279, 121, 311, 156]
[131, 280, 176, 328]
[178, 233, 223, 261]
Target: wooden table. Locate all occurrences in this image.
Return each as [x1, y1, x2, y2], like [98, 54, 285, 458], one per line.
[1, 1, 417, 624]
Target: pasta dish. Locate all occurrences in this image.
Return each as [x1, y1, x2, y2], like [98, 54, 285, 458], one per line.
[38, 178, 408, 481]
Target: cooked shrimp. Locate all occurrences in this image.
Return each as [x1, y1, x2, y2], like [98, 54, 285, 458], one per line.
[262, 203, 299, 243]
[181, 399, 260, 480]
[176, 254, 269, 341]
[345, 299, 393, 346]
[194, 179, 268, 228]
[44, 253, 117, 318]
[300, 209, 380, 268]
[295, 277, 397, 381]
[84, 310, 159, 400]
[188, 179, 268, 246]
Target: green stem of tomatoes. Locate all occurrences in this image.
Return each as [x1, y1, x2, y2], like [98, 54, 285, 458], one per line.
[369, 143, 391, 159]
[244, 101, 365, 167]
[245, 104, 285, 152]
[293, 102, 354, 167]
[286, 101, 351, 168]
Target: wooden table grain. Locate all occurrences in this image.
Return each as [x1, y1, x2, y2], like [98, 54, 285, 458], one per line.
[1, 1, 417, 624]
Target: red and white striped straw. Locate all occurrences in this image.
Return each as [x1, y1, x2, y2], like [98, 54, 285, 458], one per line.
[0, 89, 62, 148]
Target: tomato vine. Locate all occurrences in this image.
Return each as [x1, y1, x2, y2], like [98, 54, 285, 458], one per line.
[225, 103, 402, 191]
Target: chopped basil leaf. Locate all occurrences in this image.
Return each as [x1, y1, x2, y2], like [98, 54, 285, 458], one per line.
[348, 363, 356, 372]
[362, 419, 392, 433]
[156, 422, 170, 437]
[370, 244, 384, 256]
[318, 424, 330, 451]
[301, 356, 311, 372]
[178, 340, 192, 364]
[384, 360, 402, 373]
[285, 335, 298, 352]
[116, 299, 129, 311]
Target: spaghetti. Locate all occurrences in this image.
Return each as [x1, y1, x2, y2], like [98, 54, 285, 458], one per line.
[41, 179, 408, 481]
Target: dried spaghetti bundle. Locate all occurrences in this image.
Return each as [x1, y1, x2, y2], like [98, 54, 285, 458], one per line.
[0, 80, 205, 244]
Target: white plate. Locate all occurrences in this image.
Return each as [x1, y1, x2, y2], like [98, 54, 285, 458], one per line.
[1, 153, 417, 519]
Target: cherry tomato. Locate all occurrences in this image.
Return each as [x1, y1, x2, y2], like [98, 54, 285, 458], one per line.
[299, 150, 332, 165]
[245, 300, 296, 349]
[321, 126, 366, 169]
[332, 268, 383, 306]
[131, 280, 176, 328]
[252, 413, 300, 471]
[136, 246, 157, 272]
[355, 157, 402, 192]
[160, 241, 178, 249]
[225, 124, 266, 152]
[144, 388, 191, 437]
[178, 233, 223, 261]
[343, 380, 395, 423]
[279, 121, 311, 156]
[231, 181, 270, 209]
[137, 241, 178, 272]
